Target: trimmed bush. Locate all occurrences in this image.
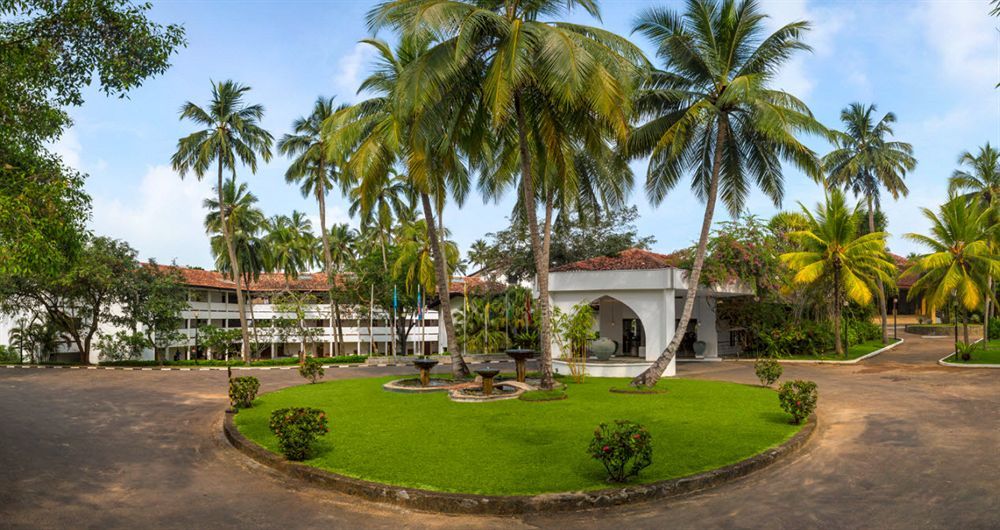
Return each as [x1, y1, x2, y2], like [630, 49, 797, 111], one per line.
[754, 356, 782, 387]
[778, 380, 818, 424]
[298, 357, 325, 383]
[847, 319, 881, 344]
[229, 376, 260, 409]
[588, 420, 652, 482]
[269, 407, 329, 461]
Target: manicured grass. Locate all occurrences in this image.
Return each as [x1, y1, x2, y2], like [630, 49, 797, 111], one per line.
[780, 338, 899, 361]
[518, 389, 567, 401]
[947, 340, 1000, 365]
[234, 376, 801, 495]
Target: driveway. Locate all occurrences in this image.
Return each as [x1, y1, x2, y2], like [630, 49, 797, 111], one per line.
[1, 333, 997, 529]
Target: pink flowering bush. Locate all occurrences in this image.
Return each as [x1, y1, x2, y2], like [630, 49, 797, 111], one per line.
[587, 420, 652, 482]
[778, 380, 817, 424]
[269, 407, 329, 461]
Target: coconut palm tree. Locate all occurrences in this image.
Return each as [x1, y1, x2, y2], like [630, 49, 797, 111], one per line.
[903, 197, 1000, 346]
[327, 223, 357, 353]
[171, 80, 273, 363]
[824, 103, 916, 344]
[368, 0, 646, 388]
[781, 189, 896, 356]
[625, 0, 827, 385]
[348, 169, 415, 269]
[265, 211, 317, 286]
[394, 218, 459, 299]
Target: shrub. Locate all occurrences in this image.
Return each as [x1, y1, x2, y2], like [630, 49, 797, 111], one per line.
[956, 341, 976, 362]
[298, 357, 325, 383]
[229, 376, 260, 409]
[587, 420, 652, 482]
[778, 380, 818, 424]
[0, 345, 19, 363]
[269, 407, 329, 461]
[757, 320, 834, 357]
[989, 318, 1000, 340]
[754, 357, 782, 387]
[847, 320, 880, 344]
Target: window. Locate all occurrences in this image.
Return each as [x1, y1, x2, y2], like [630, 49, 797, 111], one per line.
[227, 319, 240, 328]
[227, 292, 238, 304]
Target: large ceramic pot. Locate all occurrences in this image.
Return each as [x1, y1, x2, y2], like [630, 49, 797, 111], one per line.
[588, 337, 617, 361]
[692, 340, 707, 357]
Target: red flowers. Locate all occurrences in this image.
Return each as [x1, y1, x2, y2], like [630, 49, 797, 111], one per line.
[602, 445, 610, 452]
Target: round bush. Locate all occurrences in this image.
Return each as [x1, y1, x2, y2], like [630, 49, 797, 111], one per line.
[229, 376, 260, 409]
[269, 407, 329, 461]
[587, 420, 652, 482]
[754, 357, 782, 387]
[299, 357, 325, 383]
[778, 380, 818, 424]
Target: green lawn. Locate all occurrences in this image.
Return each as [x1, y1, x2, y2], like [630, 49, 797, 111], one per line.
[234, 376, 801, 495]
[780, 338, 899, 361]
[946, 340, 1000, 365]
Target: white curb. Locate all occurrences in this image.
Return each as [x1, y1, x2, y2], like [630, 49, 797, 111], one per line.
[732, 338, 904, 365]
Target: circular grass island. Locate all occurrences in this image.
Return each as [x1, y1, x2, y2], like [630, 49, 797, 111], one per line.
[231, 375, 808, 510]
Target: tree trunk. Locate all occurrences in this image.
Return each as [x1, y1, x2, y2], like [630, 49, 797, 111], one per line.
[420, 192, 469, 378]
[631, 119, 728, 387]
[515, 94, 554, 390]
[316, 162, 339, 357]
[985, 279, 992, 348]
[217, 161, 251, 363]
[334, 302, 343, 356]
[868, 198, 889, 344]
[833, 261, 844, 356]
[963, 310, 969, 346]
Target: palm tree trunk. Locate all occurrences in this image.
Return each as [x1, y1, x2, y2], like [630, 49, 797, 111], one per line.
[420, 192, 469, 377]
[985, 279, 992, 347]
[217, 161, 251, 364]
[834, 261, 844, 356]
[963, 309, 969, 345]
[515, 94, 554, 390]
[868, 198, 889, 344]
[632, 119, 728, 387]
[316, 165, 339, 357]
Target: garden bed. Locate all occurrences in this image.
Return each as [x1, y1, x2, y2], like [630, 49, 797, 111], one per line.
[941, 340, 1000, 366]
[775, 338, 901, 362]
[232, 376, 804, 497]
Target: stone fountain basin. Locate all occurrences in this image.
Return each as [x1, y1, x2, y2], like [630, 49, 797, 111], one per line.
[474, 369, 501, 379]
[505, 349, 537, 361]
[383, 378, 462, 393]
[413, 358, 439, 370]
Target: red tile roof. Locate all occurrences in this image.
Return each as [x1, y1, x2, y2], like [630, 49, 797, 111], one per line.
[448, 275, 505, 295]
[891, 253, 918, 289]
[551, 248, 680, 273]
[153, 265, 338, 292]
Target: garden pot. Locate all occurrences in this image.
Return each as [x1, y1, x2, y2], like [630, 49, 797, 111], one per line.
[692, 340, 707, 357]
[588, 337, 617, 361]
[961, 352, 971, 361]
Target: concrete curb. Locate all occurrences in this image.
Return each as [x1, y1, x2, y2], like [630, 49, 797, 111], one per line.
[938, 339, 999, 368]
[731, 338, 904, 365]
[0, 359, 517, 372]
[223, 409, 816, 515]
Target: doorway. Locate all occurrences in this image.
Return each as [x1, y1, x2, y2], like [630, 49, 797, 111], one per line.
[621, 318, 645, 356]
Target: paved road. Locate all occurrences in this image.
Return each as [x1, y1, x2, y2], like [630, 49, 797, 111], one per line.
[1, 334, 997, 529]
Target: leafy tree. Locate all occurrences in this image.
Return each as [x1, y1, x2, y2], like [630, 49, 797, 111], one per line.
[119, 262, 187, 362]
[198, 324, 241, 361]
[680, 215, 789, 298]
[781, 189, 896, 356]
[626, 0, 827, 385]
[172, 80, 274, 363]
[903, 197, 1000, 345]
[95, 331, 150, 362]
[824, 103, 916, 344]
[271, 291, 325, 362]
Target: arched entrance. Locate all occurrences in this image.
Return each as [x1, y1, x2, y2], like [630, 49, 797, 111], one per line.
[590, 295, 646, 358]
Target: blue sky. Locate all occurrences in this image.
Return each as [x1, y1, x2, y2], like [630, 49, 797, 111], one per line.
[54, 0, 1000, 268]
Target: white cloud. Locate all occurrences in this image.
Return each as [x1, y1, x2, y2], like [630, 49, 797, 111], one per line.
[758, 0, 851, 97]
[333, 42, 376, 100]
[90, 165, 215, 267]
[915, 0, 997, 87]
[49, 128, 83, 170]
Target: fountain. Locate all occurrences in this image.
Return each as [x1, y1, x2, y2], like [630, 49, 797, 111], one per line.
[413, 357, 439, 387]
[504, 349, 536, 383]
[475, 368, 501, 396]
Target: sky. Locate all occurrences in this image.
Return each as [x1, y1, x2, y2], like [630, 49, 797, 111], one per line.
[53, 0, 1000, 269]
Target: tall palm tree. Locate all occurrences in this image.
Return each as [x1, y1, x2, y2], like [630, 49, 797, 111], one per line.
[327, 223, 357, 353]
[171, 80, 273, 363]
[625, 0, 827, 385]
[781, 189, 896, 356]
[903, 197, 1000, 346]
[368, 0, 646, 389]
[824, 102, 916, 344]
[277, 96, 350, 355]
[395, 218, 459, 297]
[348, 169, 415, 269]
[265, 211, 317, 286]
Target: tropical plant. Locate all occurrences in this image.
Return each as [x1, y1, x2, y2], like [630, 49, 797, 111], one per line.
[552, 302, 596, 384]
[393, 219, 459, 301]
[626, 0, 827, 385]
[778, 380, 817, 424]
[348, 169, 415, 269]
[299, 356, 325, 384]
[326, 223, 357, 354]
[588, 420, 653, 483]
[229, 375, 260, 409]
[903, 197, 1000, 345]
[172, 80, 274, 363]
[824, 102, 916, 344]
[754, 357, 782, 387]
[268, 407, 329, 461]
[265, 211, 317, 286]
[781, 189, 896, 356]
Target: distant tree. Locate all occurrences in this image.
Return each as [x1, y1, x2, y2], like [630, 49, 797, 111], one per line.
[265, 212, 316, 286]
[272, 291, 324, 362]
[119, 261, 188, 363]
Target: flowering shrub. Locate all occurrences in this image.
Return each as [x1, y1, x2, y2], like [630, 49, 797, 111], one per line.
[587, 420, 652, 482]
[269, 407, 329, 461]
[847, 320, 881, 344]
[229, 376, 260, 409]
[298, 357, 325, 384]
[778, 380, 818, 424]
[754, 357, 782, 387]
[758, 320, 835, 357]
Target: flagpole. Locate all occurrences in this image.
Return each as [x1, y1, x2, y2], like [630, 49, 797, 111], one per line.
[392, 285, 398, 358]
[369, 284, 374, 356]
[463, 280, 468, 355]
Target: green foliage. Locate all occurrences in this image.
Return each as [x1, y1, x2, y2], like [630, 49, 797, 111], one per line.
[778, 380, 818, 424]
[955, 341, 977, 362]
[229, 376, 260, 409]
[847, 320, 881, 344]
[96, 331, 151, 362]
[0, 345, 19, 363]
[588, 420, 653, 483]
[553, 302, 596, 383]
[519, 389, 567, 402]
[989, 318, 1000, 341]
[198, 325, 242, 360]
[268, 407, 329, 461]
[299, 357, 325, 384]
[759, 320, 835, 358]
[98, 355, 367, 367]
[753, 357, 783, 387]
[682, 215, 789, 297]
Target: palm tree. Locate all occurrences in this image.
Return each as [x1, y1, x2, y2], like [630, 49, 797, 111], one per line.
[467, 240, 491, 272]
[348, 169, 415, 269]
[327, 223, 357, 354]
[625, 0, 827, 385]
[824, 103, 916, 344]
[903, 197, 1000, 347]
[265, 211, 317, 286]
[368, 0, 646, 389]
[781, 189, 896, 356]
[394, 218, 459, 299]
[171, 80, 273, 363]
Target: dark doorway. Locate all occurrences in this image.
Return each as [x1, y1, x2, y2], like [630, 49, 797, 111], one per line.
[676, 319, 699, 358]
[622, 318, 645, 356]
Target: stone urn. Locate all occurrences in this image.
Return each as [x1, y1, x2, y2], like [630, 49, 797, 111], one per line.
[692, 340, 707, 357]
[588, 337, 617, 361]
